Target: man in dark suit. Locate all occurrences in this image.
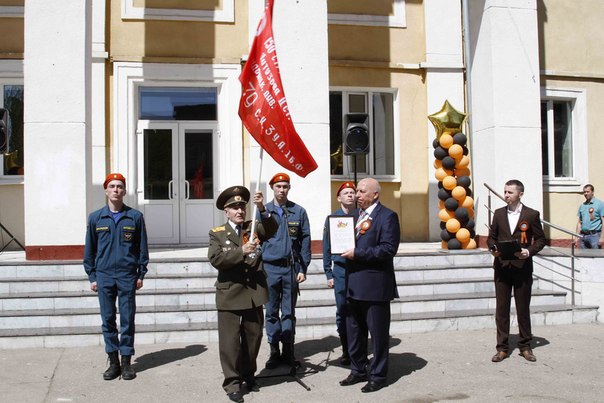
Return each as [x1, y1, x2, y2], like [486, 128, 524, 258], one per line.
[208, 186, 278, 403]
[487, 179, 546, 363]
[339, 178, 400, 393]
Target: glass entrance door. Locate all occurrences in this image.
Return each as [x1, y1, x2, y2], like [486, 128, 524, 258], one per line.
[137, 122, 216, 245]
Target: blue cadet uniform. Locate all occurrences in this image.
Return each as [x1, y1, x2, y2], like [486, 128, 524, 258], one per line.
[260, 199, 311, 346]
[83, 204, 149, 356]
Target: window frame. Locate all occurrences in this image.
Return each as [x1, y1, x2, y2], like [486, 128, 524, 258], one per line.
[541, 87, 587, 193]
[330, 86, 400, 181]
[0, 62, 24, 185]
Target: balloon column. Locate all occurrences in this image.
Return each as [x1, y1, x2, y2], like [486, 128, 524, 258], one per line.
[428, 100, 477, 250]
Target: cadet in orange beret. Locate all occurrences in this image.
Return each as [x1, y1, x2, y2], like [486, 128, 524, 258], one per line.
[84, 173, 148, 381]
[261, 172, 311, 369]
[322, 181, 356, 365]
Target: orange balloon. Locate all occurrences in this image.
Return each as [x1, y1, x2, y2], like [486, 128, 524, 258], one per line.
[435, 167, 453, 181]
[439, 200, 445, 209]
[456, 167, 471, 177]
[451, 186, 467, 200]
[439, 134, 454, 149]
[446, 218, 461, 233]
[456, 155, 470, 169]
[463, 238, 477, 249]
[461, 196, 474, 209]
[441, 240, 448, 249]
[443, 175, 457, 190]
[449, 144, 463, 159]
[433, 159, 443, 169]
[456, 228, 471, 242]
[439, 208, 455, 222]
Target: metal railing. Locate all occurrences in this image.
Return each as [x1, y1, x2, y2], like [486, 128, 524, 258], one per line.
[483, 183, 580, 305]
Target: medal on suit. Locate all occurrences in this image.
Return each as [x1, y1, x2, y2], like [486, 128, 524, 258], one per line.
[519, 221, 529, 244]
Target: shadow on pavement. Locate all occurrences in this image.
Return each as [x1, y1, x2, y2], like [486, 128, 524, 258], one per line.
[134, 344, 207, 372]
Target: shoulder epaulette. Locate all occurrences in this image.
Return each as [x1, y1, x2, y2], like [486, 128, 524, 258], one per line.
[211, 225, 226, 233]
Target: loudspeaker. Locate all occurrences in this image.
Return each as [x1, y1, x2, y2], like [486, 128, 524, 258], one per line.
[0, 108, 7, 153]
[344, 113, 369, 155]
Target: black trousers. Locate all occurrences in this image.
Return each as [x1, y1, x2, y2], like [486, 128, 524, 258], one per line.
[346, 298, 391, 384]
[494, 268, 533, 352]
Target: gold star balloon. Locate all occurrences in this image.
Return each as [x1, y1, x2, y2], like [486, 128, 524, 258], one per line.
[428, 100, 467, 139]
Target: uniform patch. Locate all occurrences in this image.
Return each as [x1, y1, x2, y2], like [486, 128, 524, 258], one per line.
[96, 226, 109, 232]
[123, 226, 135, 231]
[211, 225, 226, 233]
[123, 231, 134, 242]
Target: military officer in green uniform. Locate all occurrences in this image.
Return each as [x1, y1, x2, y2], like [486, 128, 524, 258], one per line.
[208, 186, 278, 403]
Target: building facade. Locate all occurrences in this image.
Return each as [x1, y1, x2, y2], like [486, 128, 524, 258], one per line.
[0, 0, 602, 258]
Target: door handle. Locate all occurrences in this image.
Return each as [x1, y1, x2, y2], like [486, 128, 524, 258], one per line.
[185, 180, 190, 200]
[168, 180, 174, 200]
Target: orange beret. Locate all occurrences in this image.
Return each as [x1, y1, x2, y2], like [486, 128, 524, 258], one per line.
[337, 181, 356, 196]
[103, 173, 126, 189]
[269, 172, 290, 186]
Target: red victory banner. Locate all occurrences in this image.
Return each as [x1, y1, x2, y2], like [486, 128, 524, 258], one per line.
[238, 0, 318, 177]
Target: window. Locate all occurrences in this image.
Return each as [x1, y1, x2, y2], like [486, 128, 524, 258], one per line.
[1, 84, 24, 176]
[329, 89, 397, 177]
[541, 88, 587, 192]
[139, 87, 217, 120]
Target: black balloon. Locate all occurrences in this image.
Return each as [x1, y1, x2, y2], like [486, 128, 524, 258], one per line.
[445, 197, 458, 211]
[466, 188, 473, 197]
[440, 221, 447, 230]
[438, 188, 451, 201]
[442, 156, 456, 170]
[433, 138, 440, 149]
[453, 132, 467, 146]
[466, 219, 475, 230]
[455, 207, 469, 221]
[457, 176, 471, 188]
[438, 181, 443, 189]
[441, 229, 455, 241]
[434, 146, 448, 160]
[448, 239, 462, 250]
[462, 145, 469, 156]
[469, 229, 476, 238]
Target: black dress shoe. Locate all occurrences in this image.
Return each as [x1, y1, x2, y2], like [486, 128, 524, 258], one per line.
[361, 381, 386, 393]
[245, 378, 259, 392]
[339, 373, 368, 386]
[227, 391, 244, 403]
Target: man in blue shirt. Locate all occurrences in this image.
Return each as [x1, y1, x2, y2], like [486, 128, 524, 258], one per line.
[261, 173, 311, 368]
[322, 181, 356, 365]
[84, 173, 149, 381]
[576, 184, 604, 249]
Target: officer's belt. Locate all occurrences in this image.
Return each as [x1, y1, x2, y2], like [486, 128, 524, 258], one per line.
[581, 229, 601, 235]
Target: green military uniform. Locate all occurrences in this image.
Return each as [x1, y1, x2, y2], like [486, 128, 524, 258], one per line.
[208, 186, 278, 397]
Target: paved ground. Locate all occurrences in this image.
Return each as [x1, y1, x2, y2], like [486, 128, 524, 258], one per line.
[1, 323, 602, 403]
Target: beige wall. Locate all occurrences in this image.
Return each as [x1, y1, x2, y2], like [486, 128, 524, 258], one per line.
[539, 0, 604, 76]
[0, 184, 24, 250]
[109, 0, 248, 62]
[0, 18, 23, 55]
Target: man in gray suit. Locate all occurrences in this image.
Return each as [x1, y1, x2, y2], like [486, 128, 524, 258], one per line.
[208, 186, 278, 403]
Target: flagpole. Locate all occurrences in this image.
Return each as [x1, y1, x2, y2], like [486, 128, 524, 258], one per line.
[250, 148, 264, 239]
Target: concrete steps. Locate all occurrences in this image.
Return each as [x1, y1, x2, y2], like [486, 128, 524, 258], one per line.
[0, 250, 598, 349]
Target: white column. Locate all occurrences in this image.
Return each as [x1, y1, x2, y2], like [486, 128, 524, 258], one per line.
[469, 0, 542, 237]
[424, 0, 465, 241]
[250, 0, 331, 243]
[23, 0, 90, 257]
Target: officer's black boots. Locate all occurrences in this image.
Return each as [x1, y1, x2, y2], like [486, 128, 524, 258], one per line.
[265, 343, 281, 369]
[103, 351, 121, 380]
[121, 355, 136, 380]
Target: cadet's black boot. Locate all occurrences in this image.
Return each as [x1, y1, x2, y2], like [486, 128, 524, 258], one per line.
[265, 343, 281, 369]
[121, 355, 136, 380]
[103, 351, 121, 381]
[339, 335, 351, 366]
[282, 342, 300, 368]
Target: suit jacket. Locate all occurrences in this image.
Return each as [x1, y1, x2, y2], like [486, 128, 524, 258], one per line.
[487, 204, 546, 271]
[347, 202, 401, 302]
[208, 213, 278, 310]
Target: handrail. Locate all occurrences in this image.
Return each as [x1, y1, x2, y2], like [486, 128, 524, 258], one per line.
[483, 182, 579, 305]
